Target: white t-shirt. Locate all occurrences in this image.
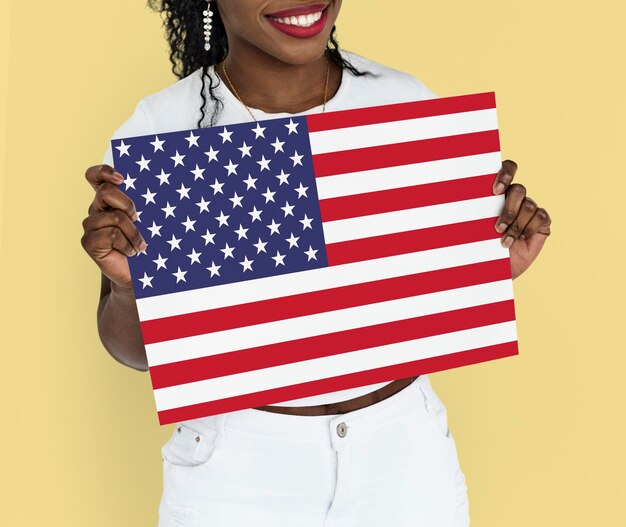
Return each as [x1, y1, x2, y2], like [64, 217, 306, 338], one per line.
[102, 49, 438, 407]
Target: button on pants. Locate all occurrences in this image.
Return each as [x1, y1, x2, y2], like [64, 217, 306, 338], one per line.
[158, 375, 470, 527]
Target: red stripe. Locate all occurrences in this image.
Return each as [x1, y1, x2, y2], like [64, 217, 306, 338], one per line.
[312, 130, 500, 178]
[306, 92, 496, 133]
[141, 256, 509, 345]
[327, 216, 501, 266]
[150, 298, 515, 389]
[320, 173, 497, 222]
[157, 340, 517, 425]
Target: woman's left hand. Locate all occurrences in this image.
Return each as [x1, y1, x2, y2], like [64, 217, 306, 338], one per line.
[492, 160, 552, 279]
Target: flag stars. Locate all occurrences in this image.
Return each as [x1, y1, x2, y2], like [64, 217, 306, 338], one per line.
[238, 141, 253, 158]
[243, 174, 257, 190]
[196, 196, 211, 213]
[300, 214, 314, 230]
[136, 155, 151, 172]
[187, 248, 202, 265]
[176, 183, 191, 200]
[167, 234, 182, 251]
[155, 169, 171, 186]
[115, 140, 131, 157]
[123, 173, 137, 190]
[294, 182, 309, 198]
[215, 211, 230, 227]
[275, 169, 290, 186]
[253, 238, 268, 254]
[170, 150, 185, 167]
[229, 192, 244, 208]
[262, 187, 276, 203]
[218, 127, 233, 143]
[224, 159, 239, 176]
[234, 224, 249, 240]
[248, 206, 263, 222]
[290, 150, 304, 167]
[141, 188, 157, 205]
[161, 201, 176, 218]
[181, 216, 197, 232]
[239, 256, 254, 272]
[207, 261, 221, 277]
[147, 221, 162, 238]
[172, 267, 187, 283]
[281, 201, 295, 217]
[305, 245, 318, 261]
[185, 131, 200, 148]
[201, 228, 216, 245]
[221, 243, 235, 259]
[252, 123, 266, 139]
[285, 118, 299, 135]
[271, 137, 285, 153]
[272, 251, 286, 267]
[267, 219, 281, 235]
[205, 145, 219, 162]
[150, 136, 165, 152]
[285, 233, 300, 248]
[210, 179, 225, 195]
[257, 155, 271, 172]
[152, 253, 168, 270]
[191, 164, 205, 180]
[139, 272, 154, 289]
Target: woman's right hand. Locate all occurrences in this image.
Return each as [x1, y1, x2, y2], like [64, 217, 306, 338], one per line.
[81, 164, 147, 290]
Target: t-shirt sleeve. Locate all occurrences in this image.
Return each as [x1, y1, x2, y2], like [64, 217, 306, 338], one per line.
[101, 99, 154, 168]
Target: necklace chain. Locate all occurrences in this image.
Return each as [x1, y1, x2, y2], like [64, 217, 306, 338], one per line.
[220, 52, 331, 122]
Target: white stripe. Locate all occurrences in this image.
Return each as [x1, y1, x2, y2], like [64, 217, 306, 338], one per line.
[146, 279, 513, 366]
[316, 152, 502, 200]
[309, 108, 498, 155]
[323, 195, 503, 244]
[137, 238, 509, 320]
[153, 320, 517, 411]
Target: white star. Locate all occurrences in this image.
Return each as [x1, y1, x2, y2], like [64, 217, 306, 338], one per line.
[215, 210, 230, 227]
[305, 245, 318, 261]
[134, 210, 143, 223]
[221, 243, 235, 259]
[147, 221, 162, 238]
[238, 141, 253, 158]
[136, 245, 148, 257]
[290, 150, 304, 167]
[187, 248, 202, 265]
[234, 224, 249, 240]
[267, 219, 281, 235]
[167, 234, 182, 251]
[272, 251, 286, 266]
[136, 155, 151, 172]
[185, 131, 200, 148]
[115, 140, 131, 157]
[172, 266, 187, 283]
[252, 123, 266, 139]
[201, 229, 216, 245]
[152, 253, 168, 270]
[155, 169, 171, 186]
[229, 192, 244, 208]
[218, 127, 233, 143]
[207, 261, 221, 277]
[150, 136, 165, 152]
[253, 238, 268, 254]
[196, 197, 211, 213]
[275, 169, 290, 186]
[205, 145, 219, 162]
[123, 173, 136, 190]
[294, 182, 309, 198]
[191, 164, 205, 180]
[141, 188, 157, 205]
[257, 155, 271, 172]
[262, 187, 276, 203]
[285, 118, 299, 135]
[300, 214, 314, 230]
[161, 201, 176, 218]
[181, 216, 197, 232]
[170, 150, 185, 167]
[271, 137, 285, 153]
[139, 272, 154, 289]
[281, 201, 295, 217]
[286, 233, 300, 248]
[176, 183, 191, 200]
[223, 159, 239, 176]
[210, 179, 225, 195]
[248, 206, 263, 222]
[239, 256, 254, 272]
[243, 174, 257, 190]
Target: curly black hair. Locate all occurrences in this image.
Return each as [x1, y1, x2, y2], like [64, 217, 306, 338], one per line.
[146, 0, 373, 128]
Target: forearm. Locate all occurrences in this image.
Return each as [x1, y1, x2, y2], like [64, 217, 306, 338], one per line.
[97, 282, 149, 371]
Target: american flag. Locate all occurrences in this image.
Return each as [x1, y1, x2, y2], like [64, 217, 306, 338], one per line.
[112, 91, 518, 425]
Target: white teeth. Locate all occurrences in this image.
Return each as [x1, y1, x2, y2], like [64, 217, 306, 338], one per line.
[270, 9, 324, 28]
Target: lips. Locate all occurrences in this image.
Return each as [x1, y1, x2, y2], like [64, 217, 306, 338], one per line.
[266, 2, 329, 18]
[265, 3, 330, 38]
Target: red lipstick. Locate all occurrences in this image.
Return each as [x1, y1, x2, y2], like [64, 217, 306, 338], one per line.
[265, 3, 330, 39]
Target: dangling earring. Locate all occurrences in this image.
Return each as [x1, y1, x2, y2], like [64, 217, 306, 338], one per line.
[203, 1, 213, 52]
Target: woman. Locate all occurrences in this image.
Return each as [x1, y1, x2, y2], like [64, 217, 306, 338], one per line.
[81, 1, 552, 525]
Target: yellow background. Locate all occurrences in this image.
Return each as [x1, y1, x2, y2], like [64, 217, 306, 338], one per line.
[1, 0, 625, 525]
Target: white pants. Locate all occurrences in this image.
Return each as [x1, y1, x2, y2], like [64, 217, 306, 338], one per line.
[158, 375, 470, 527]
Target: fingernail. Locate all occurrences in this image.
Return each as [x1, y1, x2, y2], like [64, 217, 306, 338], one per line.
[131, 212, 139, 222]
[494, 182, 506, 194]
[140, 240, 148, 251]
[495, 222, 508, 233]
[113, 171, 124, 183]
[502, 236, 514, 248]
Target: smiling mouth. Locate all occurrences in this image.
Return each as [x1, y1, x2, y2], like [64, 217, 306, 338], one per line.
[266, 3, 329, 28]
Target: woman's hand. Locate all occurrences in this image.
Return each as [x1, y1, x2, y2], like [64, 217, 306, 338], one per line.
[492, 160, 552, 279]
[81, 164, 147, 289]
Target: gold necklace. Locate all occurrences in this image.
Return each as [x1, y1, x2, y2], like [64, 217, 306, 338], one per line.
[220, 52, 331, 122]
